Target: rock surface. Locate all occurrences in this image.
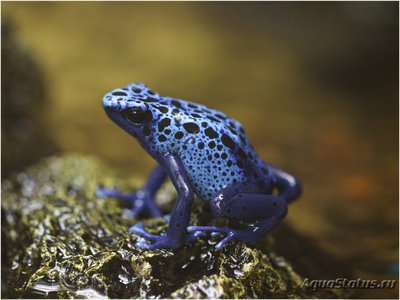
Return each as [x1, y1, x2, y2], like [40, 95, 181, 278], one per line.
[2, 155, 346, 298]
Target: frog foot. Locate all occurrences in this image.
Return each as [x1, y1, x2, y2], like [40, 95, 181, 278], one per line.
[187, 225, 256, 249]
[130, 223, 204, 249]
[96, 187, 162, 217]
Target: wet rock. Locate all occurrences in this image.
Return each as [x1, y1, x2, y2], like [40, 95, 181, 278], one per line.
[2, 155, 347, 298]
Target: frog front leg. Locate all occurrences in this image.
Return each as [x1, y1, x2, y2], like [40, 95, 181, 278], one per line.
[130, 153, 196, 249]
[188, 168, 300, 249]
[96, 164, 166, 217]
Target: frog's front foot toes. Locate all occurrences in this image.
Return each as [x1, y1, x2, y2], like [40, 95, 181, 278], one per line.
[96, 187, 162, 217]
[135, 236, 182, 249]
[130, 223, 204, 249]
[130, 223, 181, 249]
[130, 222, 160, 241]
[96, 187, 113, 198]
[95, 187, 133, 201]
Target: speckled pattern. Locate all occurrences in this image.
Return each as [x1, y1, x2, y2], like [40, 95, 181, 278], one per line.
[103, 83, 270, 201]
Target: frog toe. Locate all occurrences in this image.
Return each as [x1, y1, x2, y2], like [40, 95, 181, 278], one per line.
[186, 231, 207, 243]
[135, 235, 182, 249]
[134, 237, 153, 249]
[215, 233, 235, 249]
[96, 187, 112, 198]
[187, 225, 230, 234]
[130, 223, 160, 241]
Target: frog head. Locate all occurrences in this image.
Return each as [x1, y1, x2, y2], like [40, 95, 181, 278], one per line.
[102, 83, 159, 139]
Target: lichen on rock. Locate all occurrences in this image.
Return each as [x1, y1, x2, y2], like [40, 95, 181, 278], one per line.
[2, 155, 345, 298]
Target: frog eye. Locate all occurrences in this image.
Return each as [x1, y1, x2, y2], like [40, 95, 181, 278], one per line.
[123, 107, 152, 124]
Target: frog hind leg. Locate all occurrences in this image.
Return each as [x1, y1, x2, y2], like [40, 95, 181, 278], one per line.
[188, 183, 288, 249]
[187, 165, 302, 249]
[268, 165, 302, 203]
[96, 164, 167, 217]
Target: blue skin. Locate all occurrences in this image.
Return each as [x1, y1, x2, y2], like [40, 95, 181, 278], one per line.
[98, 83, 301, 250]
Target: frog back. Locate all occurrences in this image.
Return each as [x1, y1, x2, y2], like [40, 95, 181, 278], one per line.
[152, 98, 271, 200]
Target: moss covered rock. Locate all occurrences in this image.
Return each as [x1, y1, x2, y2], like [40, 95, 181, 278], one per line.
[2, 155, 346, 298]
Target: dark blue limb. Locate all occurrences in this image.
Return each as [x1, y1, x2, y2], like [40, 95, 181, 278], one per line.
[96, 164, 167, 217]
[188, 207, 286, 249]
[130, 153, 196, 249]
[269, 165, 302, 203]
[188, 181, 288, 249]
[141, 164, 169, 197]
[130, 222, 204, 244]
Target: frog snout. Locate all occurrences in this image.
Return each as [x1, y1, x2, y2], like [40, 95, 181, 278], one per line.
[102, 94, 113, 110]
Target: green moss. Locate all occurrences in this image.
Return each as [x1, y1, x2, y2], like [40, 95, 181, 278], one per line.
[2, 154, 345, 298]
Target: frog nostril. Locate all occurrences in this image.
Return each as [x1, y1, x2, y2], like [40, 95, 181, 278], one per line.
[112, 91, 127, 96]
[102, 96, 113, 109]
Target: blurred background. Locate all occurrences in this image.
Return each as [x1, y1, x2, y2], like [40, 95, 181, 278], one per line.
[2, 2, 398, 298]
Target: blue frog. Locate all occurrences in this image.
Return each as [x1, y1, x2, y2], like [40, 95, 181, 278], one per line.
[98, 83, 301, 250]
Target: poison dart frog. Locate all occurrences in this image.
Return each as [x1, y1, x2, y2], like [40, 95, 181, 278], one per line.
[97, 83, 301, 249]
